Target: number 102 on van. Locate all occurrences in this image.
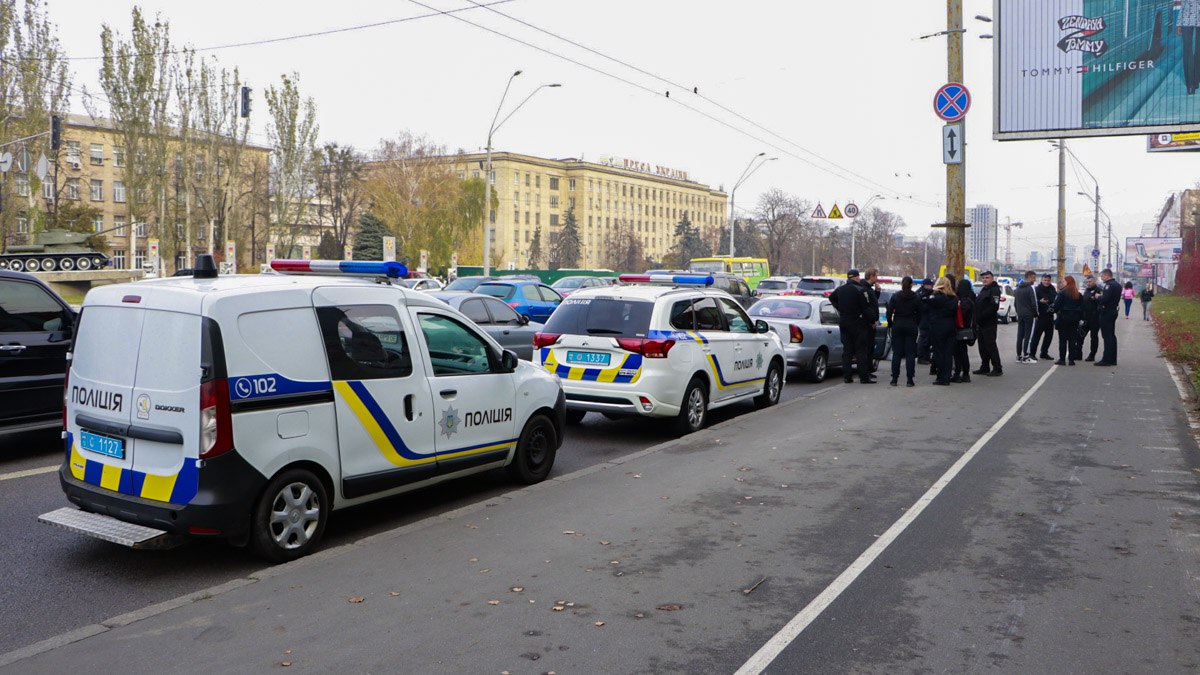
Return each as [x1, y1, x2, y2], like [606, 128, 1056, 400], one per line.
[233, 376, 277, 399]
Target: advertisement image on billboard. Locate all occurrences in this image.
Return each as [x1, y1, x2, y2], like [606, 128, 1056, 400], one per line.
[1148, 130, 1200, 150]
[996, 0, 1200, 140]
[1126, 237, 1184, 263]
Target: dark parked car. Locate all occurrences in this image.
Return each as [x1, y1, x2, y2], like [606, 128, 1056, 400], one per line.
[444, 275, 498, 292]
[0, 270, 75, 434]
[428, 291, 541, 360]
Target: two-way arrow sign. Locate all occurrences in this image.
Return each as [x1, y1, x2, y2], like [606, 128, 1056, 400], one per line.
[943, 124, 963, 165]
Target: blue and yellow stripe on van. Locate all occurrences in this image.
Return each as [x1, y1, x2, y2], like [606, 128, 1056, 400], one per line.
[539, 349, 643, 384]
[333, 381, 516, 466]
[67, 433, 199, 504]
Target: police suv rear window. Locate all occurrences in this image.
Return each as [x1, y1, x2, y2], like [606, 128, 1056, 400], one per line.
[542, 297, 654, 339]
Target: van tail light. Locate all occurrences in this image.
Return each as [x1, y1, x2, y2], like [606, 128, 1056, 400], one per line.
[616, 338, 676, 358]
[533, 332, 561, 349]
[199, 378, 233, 459]
[790, 325, 804, 344]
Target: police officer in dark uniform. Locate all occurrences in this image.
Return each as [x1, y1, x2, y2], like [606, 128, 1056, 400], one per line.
[972, 270, 1004, 376]
[1081, 275, 1102, 361]
[829, 269, 876, 384]
[1096, 268, 1121, 366]
[916, 278, 934, 364]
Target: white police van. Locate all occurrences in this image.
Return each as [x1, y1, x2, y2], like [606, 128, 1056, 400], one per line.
[535, 274, 786, 435]
[40, 256, 565, 561]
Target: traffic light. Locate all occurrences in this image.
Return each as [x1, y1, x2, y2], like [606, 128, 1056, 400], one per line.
[50, 115, 61, 150]
[240, 86, 251, 118]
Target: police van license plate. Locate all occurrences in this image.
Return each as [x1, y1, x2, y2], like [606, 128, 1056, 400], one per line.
[80, 430, 125, 460]
[566, 351, 611, 366]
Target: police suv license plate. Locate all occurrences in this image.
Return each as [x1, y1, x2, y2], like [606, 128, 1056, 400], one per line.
[80, 430, 125, 460]
[566, 351, 611, 366]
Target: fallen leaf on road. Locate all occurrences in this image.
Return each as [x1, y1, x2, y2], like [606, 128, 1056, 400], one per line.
[566, 602, 575, 607]
[349, 597, 365, 604]
[479, 568, 491, 573]
[599, 540, 610, 546]
[632, 474, 642, 478]
[594, 621, 606, 627]
[563, 530, 576, 535]
[610, 560, 620, 565]
[469, 557, 479, 562]
[635, 612, 645, 618]
[487, 600, 501, 605]
[511, 587, 524, 593]
[281, 662, 292, 667]
[283, 650, 292, 655]
[389, 592, 401, 597]
[552, 606, 565, 612]
[465, 524, 479, 529]
[1114, 546, 1133, 555]
[656, 603, 683, 611]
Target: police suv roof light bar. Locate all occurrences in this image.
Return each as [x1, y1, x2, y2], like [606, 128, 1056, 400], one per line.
[618, 274, 714, 286]
[269, 259, 409, 279]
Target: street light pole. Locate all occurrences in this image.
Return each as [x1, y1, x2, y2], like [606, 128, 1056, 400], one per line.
[482, 70, 521, 277]
[1056, 139, 1067, 281]
[851, 194, 884, 270]
[729, 152, 766, 258]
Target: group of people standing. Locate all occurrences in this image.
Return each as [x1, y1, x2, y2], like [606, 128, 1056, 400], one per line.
[1014, 268, 1128, 367]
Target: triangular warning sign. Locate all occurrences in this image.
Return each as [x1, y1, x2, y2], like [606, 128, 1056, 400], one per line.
[811, 203, 827, 219]
[828, 203, 844, 219]
[1082, 264, 1092, 276]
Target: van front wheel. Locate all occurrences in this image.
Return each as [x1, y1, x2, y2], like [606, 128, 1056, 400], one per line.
[249, 468, 329, 563]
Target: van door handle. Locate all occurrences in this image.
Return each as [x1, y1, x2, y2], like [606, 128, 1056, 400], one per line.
[0, 345, 26, 352]
[404, 394, 415, 421]
[440, 389, 457, 399]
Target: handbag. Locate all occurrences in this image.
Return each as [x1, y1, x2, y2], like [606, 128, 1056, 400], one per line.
[955, 303, 975, 342]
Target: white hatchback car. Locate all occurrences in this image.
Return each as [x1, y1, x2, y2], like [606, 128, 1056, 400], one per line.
[535, 274, 786, 435]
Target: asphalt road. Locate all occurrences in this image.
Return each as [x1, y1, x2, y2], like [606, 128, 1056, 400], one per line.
[0, 367, 815, 655]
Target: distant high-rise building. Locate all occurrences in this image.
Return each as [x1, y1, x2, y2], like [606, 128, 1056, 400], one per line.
[966, 204, 999, 265]
[1028, 251, 1044, 267]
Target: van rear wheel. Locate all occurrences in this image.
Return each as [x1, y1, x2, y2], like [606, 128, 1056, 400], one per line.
[249, 468, 328, 563]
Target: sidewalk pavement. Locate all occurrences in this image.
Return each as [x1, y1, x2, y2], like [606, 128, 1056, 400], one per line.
[3, 318, 1198, 674]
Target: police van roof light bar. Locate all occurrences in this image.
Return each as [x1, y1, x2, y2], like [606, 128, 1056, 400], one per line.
[269, 259, 409, 279]
[618, 274, 714, 286]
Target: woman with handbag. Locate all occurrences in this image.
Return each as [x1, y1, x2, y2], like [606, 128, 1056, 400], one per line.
[952, 278, 977, 383]
[925, 276, 958, 386]
[1052, 275, 1085, 366]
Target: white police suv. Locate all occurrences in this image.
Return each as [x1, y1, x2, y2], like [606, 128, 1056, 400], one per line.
[40, 256, 565, 562]
[535, 274, 786, 435]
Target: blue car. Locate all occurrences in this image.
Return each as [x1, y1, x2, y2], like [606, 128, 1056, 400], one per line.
[475, 280, 564, 323]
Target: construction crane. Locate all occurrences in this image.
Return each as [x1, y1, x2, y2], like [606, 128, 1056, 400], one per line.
[1003, 219, 1023, 269]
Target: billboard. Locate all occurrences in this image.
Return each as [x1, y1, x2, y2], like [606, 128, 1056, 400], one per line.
[996, 0, 1200, 140]
[1148, 130, 1200, 150]
[1126, 237, 1183, 263]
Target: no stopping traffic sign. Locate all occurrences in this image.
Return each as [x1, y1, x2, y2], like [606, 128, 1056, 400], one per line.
[934, 83, 971, 122]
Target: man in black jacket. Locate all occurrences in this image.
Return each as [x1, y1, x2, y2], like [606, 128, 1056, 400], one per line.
[1028, 273, 1057, 361]
[1081, 275, 1102, 361]
[973, 270, 1004, 376]
[916, 278, 934, 364]
[829, 269, 876, 384]
[1096, 269, 1121, 366]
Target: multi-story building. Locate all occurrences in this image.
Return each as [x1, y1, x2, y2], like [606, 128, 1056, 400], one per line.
[444, 152, 728, 269]
[9, 114, 270, 272]
[966, 204, 999, 265]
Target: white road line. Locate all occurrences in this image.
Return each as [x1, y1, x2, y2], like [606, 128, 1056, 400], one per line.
[0, 464, 59, 482]
[735, 365, 1059, 675]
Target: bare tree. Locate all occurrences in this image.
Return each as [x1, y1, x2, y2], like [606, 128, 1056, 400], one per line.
[603, 219, 647, 272]
[315, 143, 364, 252]
[265, 72, 318, 257]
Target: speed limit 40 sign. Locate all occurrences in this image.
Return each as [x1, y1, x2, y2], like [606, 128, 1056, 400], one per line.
[844, 203, 861, 219]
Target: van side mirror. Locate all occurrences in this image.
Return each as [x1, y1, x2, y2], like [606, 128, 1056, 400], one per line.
[755, 319, 771, 334]
[501, 349, 520, 372]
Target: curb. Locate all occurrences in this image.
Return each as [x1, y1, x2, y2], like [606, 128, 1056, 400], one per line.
[0, 382, 836, 669]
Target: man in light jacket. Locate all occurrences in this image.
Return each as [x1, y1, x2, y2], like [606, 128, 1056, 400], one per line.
[1014, 270, 1038, 363]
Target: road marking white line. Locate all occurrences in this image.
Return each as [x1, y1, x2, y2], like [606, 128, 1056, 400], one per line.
[735, 365, 1059, 675]
[0, 464, 59, 481]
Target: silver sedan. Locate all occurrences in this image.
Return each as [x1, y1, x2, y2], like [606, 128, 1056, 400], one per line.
[428, 291, 541, 360]
[747, 295, 844, 383]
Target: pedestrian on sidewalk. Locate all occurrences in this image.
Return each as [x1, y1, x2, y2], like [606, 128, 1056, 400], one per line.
[1082, 275, 1102, 361]
[886, 275, 920, 387]
[973, 270, 1004, 376]
[1029, 273, 1058, 361]
[952, 278, 976, 383]
[1122, 282, 1136, 319]
[1052, 275, 1084, 366]
[925, 276, 958, 386]
[1141, 283, 1155, 320]
[1096, 268, 1121, 366]
[916, 277, 934, 365]
[830, 268, 876, 384]
[1015, 270, 1038, 363]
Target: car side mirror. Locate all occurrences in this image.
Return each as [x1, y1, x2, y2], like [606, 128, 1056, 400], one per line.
[502, 349, 520, 372]
[755, 319, 771, 334]
[519, 315, 530, 326]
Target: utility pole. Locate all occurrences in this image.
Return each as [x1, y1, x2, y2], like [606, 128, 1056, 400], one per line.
[1092, 184, 1101, 273]
[944, 0, 967, 281]
[1056, 139, 1067, 281]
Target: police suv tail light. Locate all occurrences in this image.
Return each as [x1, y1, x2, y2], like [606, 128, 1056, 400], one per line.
[790, 325, 804, 344]
[616, 338, 676, 359]
[199, 378, 233, 459]
[533, 332, 561, 349]
[638, 396, 654, 412]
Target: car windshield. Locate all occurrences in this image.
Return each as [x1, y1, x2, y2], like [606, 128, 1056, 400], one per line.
[748, 299, 812, 320]
[553, 277, 586, 289]
[446, 277, 485, 291]
[799, 279, 836, 291]
[757, 280, 788, 290]
[475, 284, 515, 300]
[542, 297, 654, 338]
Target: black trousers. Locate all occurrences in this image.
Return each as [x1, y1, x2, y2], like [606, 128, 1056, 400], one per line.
[840, 324, 871, 381]
[1084, 318, 1099, 358]
[953, 340, 971, 377]
[1057, 326, 1081, 362]
[1100, 312, 1118, 363]
[916, 319, 931, 361]
[931, 324, 955, 384]
[1030, 314, 1055, 356]
[976, 322, 1001, 372]
[891, 324, 917, 381]
[1185, 26, 1200, 91]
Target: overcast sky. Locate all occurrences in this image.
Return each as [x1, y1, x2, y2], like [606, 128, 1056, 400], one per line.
[54, 0, 1198, 260]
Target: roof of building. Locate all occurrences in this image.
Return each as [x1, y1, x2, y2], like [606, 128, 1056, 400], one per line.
[63, 112, 272, 151]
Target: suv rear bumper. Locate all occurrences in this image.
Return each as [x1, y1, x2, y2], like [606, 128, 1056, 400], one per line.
[563, 386, 681, 418]
[59, 449, 267, 540]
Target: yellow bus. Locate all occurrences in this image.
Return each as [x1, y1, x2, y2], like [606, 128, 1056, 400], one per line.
[688, 256, 771, 289]
[938, 265, 977, 282]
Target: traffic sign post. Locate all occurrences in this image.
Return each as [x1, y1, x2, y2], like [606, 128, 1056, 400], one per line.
[943, 123, 963, 165]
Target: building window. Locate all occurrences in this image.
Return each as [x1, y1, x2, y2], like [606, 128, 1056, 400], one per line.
[65, 178, 80, 200]
[134, 251, 146, 270]
[114, 215, 127, 237]
[457, 170, 465, 180]
[472, 170, 480, 179]
[93, 215, 104, 232]
[524, 211, 530, 225]
[112, 249, 126, 268]
[513, 209, 519, 224]
[65, 140, 81, 163]
[489, 170, 495, 185]
[194, 157, 204, 181]
[513, 190, 519, 203]
[90, 179, 103, 201]
[550, 214, 559, 227]
[15, 214, 28, 234]
[569, 197, 576, 209]
[113, 146, 126, 168]
[549, 177, 559, 191]
[175, 223, 185, 239]
[569, 178, 576, 191]
[524, 173, 530, 187]
[549, 195, 559, 208]
[89, 143, 103, 165]
[535, 212, 540, 226]
[113, 181, 126, 203]
[14, 175, 28, 197]
[42, 179, 54, 199]
[136, 221, 148, 238]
